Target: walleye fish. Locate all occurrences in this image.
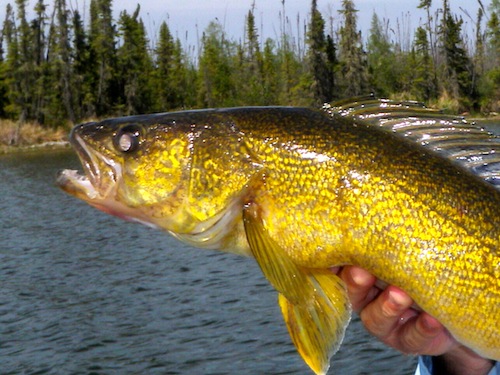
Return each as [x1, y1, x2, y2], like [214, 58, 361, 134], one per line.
[57, 98, 500, 374]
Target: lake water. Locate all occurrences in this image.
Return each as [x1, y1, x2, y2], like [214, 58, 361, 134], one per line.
[1, 119, 499, 375]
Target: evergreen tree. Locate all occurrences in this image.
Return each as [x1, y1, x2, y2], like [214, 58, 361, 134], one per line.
[152, 21, 195, 111]
[153, 21, 175, 110]
[481, 0, 500, 111]
[237, 5, 265, 105]
[13, 0, 36, 123]
[474, 7, 485, 76]
[2, 3, 18, 120]
[31, 0, 49, 124]
[325, 35, 338, 100]
[307, 0, 334, 104]
[44, 0, 75, 125]
[338, 0, 368, 97]
[417, 0, 437, 74]
[198, 21, 237, 107]
[0, 9, 9, 118]
[486, 0, 500, 70]
[245, 5, 261, 69]
[366, 12, 396, 96]
[72, 9, 94, 119]
[412, 26, 437, 100]
[261, 38, 279, 104]
[439, 0, 477, 109]
[116, 5, 153, 115]
[89, 0, 117, 115]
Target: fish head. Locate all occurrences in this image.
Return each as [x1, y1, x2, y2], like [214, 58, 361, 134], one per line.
[57, 110, 261, 243]
[57, 114, 201, 232]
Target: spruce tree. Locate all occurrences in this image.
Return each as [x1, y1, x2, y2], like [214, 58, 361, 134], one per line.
[116, 5, 153, 115]
[338, 0, 368, 97]
[413, 26, 437, 100]
[89, 0, 117, 115]
[307, 0, 334, 104]
[418, 0, 437, 70]
[2, 3, 19, 120]
[0, 9, 9, 118]
[245, 6, 261, 70]
[31, 0, 48, 124]
[13, 0, 36, 123]
[439, 0, 477, 109]
[325, 35, 338, 100]
[487, 0, 500, 70]
[152, 21, 194, 111]
[366, 12, 396, 96]
[153, 21, 175, 110]
[72, 9, 94, 119]
[261, 38, 279, 104]
[239, 5, 264, 105]
[474, 7, 485, 76]
[482, 0, 500, 111]
[198, 21, 237, 107]
[45, 0, 75, 125]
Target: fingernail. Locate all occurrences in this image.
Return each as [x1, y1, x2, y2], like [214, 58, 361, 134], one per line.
[350, 267, 370, 286]
[388, 288, 412, 309]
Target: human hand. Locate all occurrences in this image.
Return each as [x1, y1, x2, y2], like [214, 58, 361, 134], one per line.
[333, 265, 495, 375]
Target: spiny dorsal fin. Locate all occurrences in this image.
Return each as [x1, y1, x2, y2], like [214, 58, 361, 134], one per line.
[323, 98, 500, 189]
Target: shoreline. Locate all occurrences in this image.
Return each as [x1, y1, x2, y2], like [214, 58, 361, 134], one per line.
[0, 141, 70, 155]
[0, 118, 70, 155]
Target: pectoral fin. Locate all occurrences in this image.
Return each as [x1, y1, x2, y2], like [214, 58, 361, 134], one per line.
[243, 207, 352, 375]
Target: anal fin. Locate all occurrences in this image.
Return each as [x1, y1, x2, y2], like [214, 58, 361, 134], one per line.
[243, 206, 352, 374]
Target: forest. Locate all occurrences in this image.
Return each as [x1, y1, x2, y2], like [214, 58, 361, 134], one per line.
[0, 0, 499, 138]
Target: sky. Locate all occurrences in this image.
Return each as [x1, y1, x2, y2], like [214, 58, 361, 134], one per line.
[0, 0, 489, 48]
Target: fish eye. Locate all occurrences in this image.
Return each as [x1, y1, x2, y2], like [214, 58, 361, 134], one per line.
[114, 125, 142, 153]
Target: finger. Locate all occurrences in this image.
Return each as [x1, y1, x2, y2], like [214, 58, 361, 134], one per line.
[398, 312, 456, 355]
[360, 285, 416, 339]
[340, 266, 378, 312]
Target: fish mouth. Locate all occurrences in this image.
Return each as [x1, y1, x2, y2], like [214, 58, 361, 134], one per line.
[56, 132, 121, 202]
[56, 132, 161, 227]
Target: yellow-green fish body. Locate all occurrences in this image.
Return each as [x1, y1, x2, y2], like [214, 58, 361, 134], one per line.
[57, 104, 500, 374]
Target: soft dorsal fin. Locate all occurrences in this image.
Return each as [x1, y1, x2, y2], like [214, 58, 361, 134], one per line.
[323, 98, 500, 189]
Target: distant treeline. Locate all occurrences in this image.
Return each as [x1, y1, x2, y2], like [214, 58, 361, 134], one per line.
[0, 0, 499, 130]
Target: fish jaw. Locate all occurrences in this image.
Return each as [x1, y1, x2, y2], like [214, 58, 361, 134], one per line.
[57, 168, 100, 201]
[56, 168, 154, 226]
[57, 127, 121, 206]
